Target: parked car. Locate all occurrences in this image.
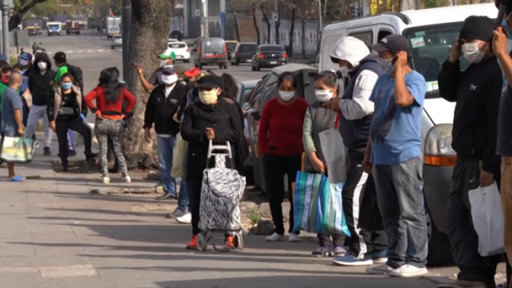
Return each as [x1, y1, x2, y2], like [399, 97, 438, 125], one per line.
[225, 40, 239, 60]
[111, 35, 122, 49]
[231, 43, 258, 65]
[237, 79, 259, 104]
[193, 37, 228, 69]
[251, 45, 287, 71]
[165, 41, 190, 62]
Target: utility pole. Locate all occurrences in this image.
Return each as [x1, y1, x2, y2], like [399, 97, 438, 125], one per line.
[317, 0, 322, 53]
[273, 0, 278, 44]
[1, 0, 13, 56]
[122, 0, 131, 80]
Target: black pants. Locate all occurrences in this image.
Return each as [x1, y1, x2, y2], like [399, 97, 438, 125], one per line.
[446, 160, 501, 285]
[263, 154, 301, 235]
[189, 179, 202, 235]
[56, 118, 92, 166]
[343, 149, 388, 258]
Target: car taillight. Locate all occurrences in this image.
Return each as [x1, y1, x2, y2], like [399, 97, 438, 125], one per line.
[283, 53, 288, 58]
[186, 48, 190, 52]
[258, 54, 264, 58]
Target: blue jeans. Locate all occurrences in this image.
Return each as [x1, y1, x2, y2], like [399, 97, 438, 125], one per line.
[372, 157, 428, 268]
[157, 135, 176, 196]
[177, 179, 189, 212]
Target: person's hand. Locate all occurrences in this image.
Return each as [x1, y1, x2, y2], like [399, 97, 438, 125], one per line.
[144, 128, 151, 143]
[493, 27, 508, 58]
[363, 154, 372, 174]
[206, 127, 215, 140]
[449, 39, 462, 63]
[322, 98, 341, 113]
[479, 169, 494, 187]
[17, 125, 25, 136]
[50, 121, 56, 131]
[394, 51, 408, 69]
[312, 158, 326, 174]
[135, 63, 143, 76]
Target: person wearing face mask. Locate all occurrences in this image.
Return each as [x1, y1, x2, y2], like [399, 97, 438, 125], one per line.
[362, 34, 428, 277]
[0, 66, 13, 113]
[302, 71, 346, 256]
[143, 65, 187, 196]
[180, 74, 243, 250]
[24, 53, 56, 156]
[85, 67, 136, 183]
[48, 73, 96, 172]
[258, 72, 308, 243]
[135, 51, 176, 93]
[323, 36, 389, 266]
[437, 16, 503, 288]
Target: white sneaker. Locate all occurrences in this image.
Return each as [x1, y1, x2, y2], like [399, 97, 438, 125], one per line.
[122, 175, 131, 183]
[176, 212, 191, 224]
[288, 233, 300, 242]
[102, 177, 110, 184]
[373, 257, 388, 264]
[389, 264, 428, 278]
[365, 263, 395, 275]
[265, 232, 285, 242]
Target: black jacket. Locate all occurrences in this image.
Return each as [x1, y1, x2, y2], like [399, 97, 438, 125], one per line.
[438, 56, 502, 174]
[181, 98, 243, 181]
[28, 53, 56, 106]
[143, 82, 187, 135]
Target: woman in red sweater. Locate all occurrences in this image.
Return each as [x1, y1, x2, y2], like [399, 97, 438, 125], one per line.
[258, 71, 308, 242]
[85, 67, 136, 184]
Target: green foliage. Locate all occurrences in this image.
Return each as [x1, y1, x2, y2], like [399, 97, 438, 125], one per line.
[421, 0, 450, 8]
[248, 210, 261, 225]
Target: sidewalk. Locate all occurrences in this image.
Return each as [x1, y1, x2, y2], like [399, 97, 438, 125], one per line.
[0, 133, 504, 287]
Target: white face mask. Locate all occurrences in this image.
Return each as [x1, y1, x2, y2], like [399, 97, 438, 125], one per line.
[199, 88, 219, 105]
[315, 89, 333, 102]
[338, 66, 350, 78]
[278, 90, 295, 101]
[37, 62, 47, 70]
[461, 42, 486, 64]
[377, 57, 394, 74]
[159, 60, 168, 67]
[161, 74, 178, 85]
[19, 59, 29, 67]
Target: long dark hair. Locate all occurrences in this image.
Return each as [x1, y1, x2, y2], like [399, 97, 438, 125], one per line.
[221, 73, 238, 101]
[98, 67, 122, 103]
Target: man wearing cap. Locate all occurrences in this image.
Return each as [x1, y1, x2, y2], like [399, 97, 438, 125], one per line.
[136, 51, 176, 93]
[362, 34, 428, 277]
[324, 36, 388, 266]
[143, 65, 187, 200]
[438, 16, 502, 288]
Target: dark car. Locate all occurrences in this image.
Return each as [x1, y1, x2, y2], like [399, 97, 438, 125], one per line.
[251, 45, 287, 71]
[225, 40, 239, 60]
[193, 37, 228, 69]
[231, 43, 258, 65]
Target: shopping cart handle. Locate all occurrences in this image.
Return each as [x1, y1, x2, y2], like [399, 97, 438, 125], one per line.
[207, 140, 232, 159]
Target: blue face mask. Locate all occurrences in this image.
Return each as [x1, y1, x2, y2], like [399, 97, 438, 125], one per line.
[61, 82, 72, 90]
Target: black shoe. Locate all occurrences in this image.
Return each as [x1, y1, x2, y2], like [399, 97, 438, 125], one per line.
[62, 161, 68, 171]
[85, 153, 97, 161]
[68, 150, 77, 157]
[157, 193, 178, 200]
[43, 147, 51, 156]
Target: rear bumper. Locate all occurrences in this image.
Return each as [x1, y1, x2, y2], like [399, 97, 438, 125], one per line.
[197, 58, 227, 64]
[255, 59, 287, 67]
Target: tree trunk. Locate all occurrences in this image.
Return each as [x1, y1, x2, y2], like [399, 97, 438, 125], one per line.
[233, 9, 240, 42]
[252, 7, 261, 45]
[301, 19, 306, 57]
[123, 0, 174, 168]
[275, 9, 280, 45]
[289, 8, 295, 57]
[260, 4, 271, 44]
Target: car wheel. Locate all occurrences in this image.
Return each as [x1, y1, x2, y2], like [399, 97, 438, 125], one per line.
[255, 65, 260, 71]
[426, 210, 454, 266]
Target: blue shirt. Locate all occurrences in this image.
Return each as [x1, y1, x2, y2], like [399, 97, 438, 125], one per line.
[1, 87, 23, 136]
[369, 71, 426, 165]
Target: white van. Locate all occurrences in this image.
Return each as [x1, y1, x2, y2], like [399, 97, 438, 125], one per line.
[320, 3, 501, 266]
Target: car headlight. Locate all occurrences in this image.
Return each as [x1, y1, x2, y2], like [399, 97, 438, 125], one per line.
[424, 124, 457, 167]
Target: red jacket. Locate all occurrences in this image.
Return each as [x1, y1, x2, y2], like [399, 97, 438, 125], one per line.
[85, 86, 136, 120]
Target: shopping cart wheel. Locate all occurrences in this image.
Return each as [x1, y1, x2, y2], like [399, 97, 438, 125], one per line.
[234, 234, 243, 250]
[197, 233, 207, 251]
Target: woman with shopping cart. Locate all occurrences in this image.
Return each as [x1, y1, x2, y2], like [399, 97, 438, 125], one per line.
[180, 74, 244, 250]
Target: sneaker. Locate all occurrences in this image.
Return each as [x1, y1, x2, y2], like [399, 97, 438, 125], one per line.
[167, 208, 186, 218]
[311, 246, 331, 257]
[102, 177, 110, 184]
[85, 153, 97, 161]
[43, 146, 51, 155]
[176, 212, 192, 224]
[224, 235, 235, 250]
[265, 232, 285, 242]
[390, 264, 428, 278]
[365, 263, 395, 275]
[334, 246, 348, 257]
[332, 254, 374, 266]
[122, 175, 131, 183]
[157, 192, 178, 200]
[34, 140, 40, 149]
[68, 150, 77, 157]
[372, 249, 388, 264]
[288, 233, 300, 242]
[186, 234, 198, 250]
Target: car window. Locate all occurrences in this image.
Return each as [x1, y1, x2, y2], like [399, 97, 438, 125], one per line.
[203, 39, 225, 53]
[348, 30, 373, 46]
[168, 43, 186, 49]
[240, 45, 257, 52]
[260, 46, 284, 52]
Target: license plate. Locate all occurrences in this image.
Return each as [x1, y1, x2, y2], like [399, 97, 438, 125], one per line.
[270, 61, 277, 64]
[247, 59, 252, 62]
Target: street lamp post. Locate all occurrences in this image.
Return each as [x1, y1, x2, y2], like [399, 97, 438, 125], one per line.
[1, 0, 10, 56]
[122, 0, 131, 81]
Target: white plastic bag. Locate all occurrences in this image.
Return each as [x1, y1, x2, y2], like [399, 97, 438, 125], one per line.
[468, 182, 505, 256]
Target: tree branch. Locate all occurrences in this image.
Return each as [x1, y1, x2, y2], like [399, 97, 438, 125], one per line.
[9, 0, 48, 30]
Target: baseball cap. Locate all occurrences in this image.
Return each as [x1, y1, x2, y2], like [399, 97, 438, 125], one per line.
[0, 54, 7, 62]
[20, 53, 32, 61]
[161, 65, 177, 75]
[158, 51, 176, 60]
[196, 74, 223, 89]
[372, 34, 411, 57]
[53, 51, 66, 63]
[183, 67, 202, 78]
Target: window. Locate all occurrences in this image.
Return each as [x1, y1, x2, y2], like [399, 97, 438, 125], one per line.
[348, 30, 373, 46]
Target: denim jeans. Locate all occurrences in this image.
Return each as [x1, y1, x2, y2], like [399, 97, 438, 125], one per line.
[372, 157, 428, 268]
[177, 179, 189, 212]
[157, 135, 176, 196]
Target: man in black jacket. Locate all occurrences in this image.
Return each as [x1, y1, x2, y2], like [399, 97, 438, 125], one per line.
[438, 16, 502, 288]
[24, 53, 56, 155]
[143, 65, 187, 199]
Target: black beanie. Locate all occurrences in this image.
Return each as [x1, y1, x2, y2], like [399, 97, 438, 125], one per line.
[459, 16, 494, 42]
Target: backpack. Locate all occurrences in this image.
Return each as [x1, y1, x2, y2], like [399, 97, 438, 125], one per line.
[66, 63, 87, 115]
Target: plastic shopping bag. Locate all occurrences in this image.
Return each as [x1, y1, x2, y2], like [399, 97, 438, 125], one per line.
[0, 136, 35, 163]
[468, 182, 505, 256]
[171, 133, 188, 178]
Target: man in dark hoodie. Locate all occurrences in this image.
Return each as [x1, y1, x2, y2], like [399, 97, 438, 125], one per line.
[438, 16, 502, 288]
[24, 53, 56, 155]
